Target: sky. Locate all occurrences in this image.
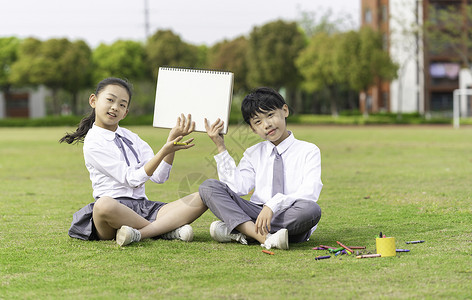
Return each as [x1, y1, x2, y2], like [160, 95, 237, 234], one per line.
[0, 0, 360, 48]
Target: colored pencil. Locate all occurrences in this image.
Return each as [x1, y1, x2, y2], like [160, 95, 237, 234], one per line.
[336, 241, 354, 254]
[356, 254, 382, 259]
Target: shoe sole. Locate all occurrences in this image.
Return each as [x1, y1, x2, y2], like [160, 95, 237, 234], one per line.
[179, 224, 194, 242]
[116, 226, 129, 246]
[279, 229, 289, 250]
[209, 220, 223, 242]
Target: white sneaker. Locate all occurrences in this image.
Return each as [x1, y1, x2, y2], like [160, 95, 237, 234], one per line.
[161, 224, 194, 242]
[116, 225, 141, 246]
[209, 221, 248, 245]
[261, 228, 289, 250]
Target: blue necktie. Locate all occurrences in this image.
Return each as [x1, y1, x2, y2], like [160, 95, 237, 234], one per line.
[114, 133, 140, 166]
[272, 147, 284, 196]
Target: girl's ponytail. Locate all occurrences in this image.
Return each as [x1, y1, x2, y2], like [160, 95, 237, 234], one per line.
[59, 109, 95, 144]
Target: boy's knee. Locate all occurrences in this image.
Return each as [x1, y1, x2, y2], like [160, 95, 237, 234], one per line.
[198, 179, 223, 205]
[298, 201, 322, 224]
[93, 196, 117, 218]
[310, 202, 322, 224]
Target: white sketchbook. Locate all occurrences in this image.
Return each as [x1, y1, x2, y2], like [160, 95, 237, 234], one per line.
[153, 67, 234, 134]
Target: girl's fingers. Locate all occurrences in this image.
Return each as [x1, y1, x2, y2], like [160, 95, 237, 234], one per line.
[186, 114, 192, 130]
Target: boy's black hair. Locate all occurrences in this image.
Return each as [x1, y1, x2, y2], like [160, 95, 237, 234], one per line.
[241, 87, 287, 125]
[59, 77, 132, 144]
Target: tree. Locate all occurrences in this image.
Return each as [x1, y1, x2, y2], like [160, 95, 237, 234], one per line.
[336, 28, 398, 114]
[297, 7, 356, 38]
[10, 38, 91, 115]
[0, 37, 20, 99]
[296, 8, 360, 114]
[11, 38, 82, 115]
[59, 40, 92, 114]
[145, 30, 200, 79]
[389, 0, 424, 117]
[296, 32, 344, 116]
[246, 20, 305, 111]
[92, 40, 146, 84]
[424, 3, 472, 67]
[207, 36, 249, 93]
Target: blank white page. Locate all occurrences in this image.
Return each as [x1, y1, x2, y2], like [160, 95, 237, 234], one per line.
[153, 67, 234, 134]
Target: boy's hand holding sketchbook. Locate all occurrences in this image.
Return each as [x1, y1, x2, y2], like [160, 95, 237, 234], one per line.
[153, 67, 234, 134]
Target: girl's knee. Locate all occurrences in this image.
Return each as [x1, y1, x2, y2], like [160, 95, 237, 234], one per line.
[181, 192, 207, 210]
[93, 196, 118, 218]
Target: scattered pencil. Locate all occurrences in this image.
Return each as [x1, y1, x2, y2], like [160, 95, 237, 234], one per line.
[356, 254, 382, 259]
[348, 246, 366, 249]
[336, 241, 354, 254]
[312, 247, 326, 250]
[335, 250, 347, 256]
[262, 250, 274, 255]
[319, 245, 338, 250]
[396, 249, 410, 252]
[315, 255, 331, 260]
[405, 240, 425, 244]
[328, 247, 345, 253]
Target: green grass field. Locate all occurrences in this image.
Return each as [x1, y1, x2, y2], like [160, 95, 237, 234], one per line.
[1, 124, 471, 299]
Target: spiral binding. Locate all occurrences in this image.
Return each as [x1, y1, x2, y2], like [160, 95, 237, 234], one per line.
[159, 66, 232, 75]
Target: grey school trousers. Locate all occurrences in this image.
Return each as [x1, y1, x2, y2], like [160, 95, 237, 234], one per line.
[199, 179, 322, 243]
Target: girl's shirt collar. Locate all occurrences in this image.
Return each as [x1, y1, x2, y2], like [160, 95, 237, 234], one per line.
[92, 123, 123, 141]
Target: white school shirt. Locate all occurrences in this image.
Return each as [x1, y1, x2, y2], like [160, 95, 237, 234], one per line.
[83, 124, 172, 200]
[214, 131, 323, 216]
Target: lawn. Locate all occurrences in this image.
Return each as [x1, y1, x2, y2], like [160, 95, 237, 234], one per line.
[0, 124, 471, 299]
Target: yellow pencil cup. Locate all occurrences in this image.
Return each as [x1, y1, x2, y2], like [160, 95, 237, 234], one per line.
[376, 237, 396, 257]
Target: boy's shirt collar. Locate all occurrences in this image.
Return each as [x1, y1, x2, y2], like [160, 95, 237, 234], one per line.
[267, 131, 294, 156]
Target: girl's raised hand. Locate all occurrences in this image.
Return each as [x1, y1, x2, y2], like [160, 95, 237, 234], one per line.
[168, 114, 195, 141]
[163, 136, 195, 155]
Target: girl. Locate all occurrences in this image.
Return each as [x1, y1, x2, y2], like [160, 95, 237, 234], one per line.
[60, 77, 207, 246]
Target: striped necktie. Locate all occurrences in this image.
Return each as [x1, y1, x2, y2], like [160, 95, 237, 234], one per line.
[272, 147, 284, 196]
[114, 133, 140, 166]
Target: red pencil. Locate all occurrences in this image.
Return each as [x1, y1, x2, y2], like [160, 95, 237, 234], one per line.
[336, 241, 354, 254]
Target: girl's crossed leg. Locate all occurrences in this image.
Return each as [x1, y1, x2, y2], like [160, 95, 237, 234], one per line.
[92, 192, 207, 242]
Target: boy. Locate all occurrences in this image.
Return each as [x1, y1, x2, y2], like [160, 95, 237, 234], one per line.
[199, 87, 322, 250]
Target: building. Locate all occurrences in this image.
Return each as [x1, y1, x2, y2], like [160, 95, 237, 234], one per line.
[0, 86, 47, 119]
[361, 0, 471, 116]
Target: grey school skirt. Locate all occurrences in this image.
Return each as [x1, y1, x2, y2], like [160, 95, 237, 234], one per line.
[68, 197, 166, 241]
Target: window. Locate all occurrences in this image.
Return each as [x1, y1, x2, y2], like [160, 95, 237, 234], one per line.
[431, 92, 453, 111]
[364, 8, 372, 23]
[381, 4, 388, 22]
